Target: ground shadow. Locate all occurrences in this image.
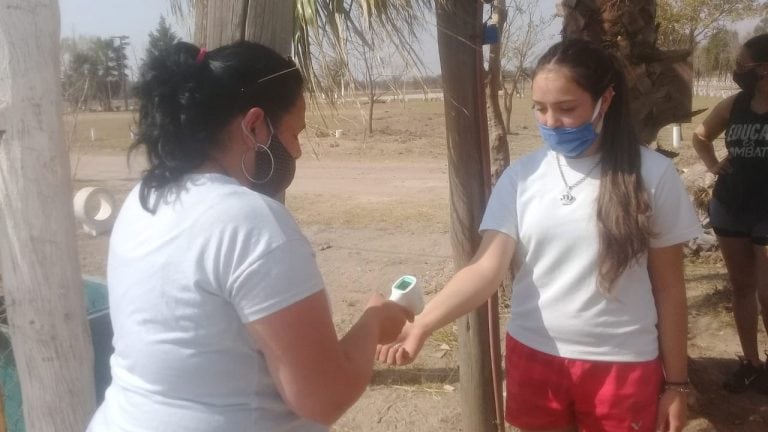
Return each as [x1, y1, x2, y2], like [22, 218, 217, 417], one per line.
[686, 270, 728, 286]
[689, 356, 768, 431]
[371, 366, 459, 387]
[688, 285, 732, 317]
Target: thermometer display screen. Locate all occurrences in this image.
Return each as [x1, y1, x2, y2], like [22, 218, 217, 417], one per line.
[394, 277, 415, 291]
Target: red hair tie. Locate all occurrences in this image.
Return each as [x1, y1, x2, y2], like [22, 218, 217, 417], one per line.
[195, 48, 207, 64]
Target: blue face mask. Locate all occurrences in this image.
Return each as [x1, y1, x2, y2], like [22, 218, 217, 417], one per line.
[537, 98, 603, 158]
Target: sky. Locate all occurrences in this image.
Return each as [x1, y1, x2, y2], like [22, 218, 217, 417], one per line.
[59, 0, 565, 79]
[60, 1, 759, 80]
[60, 0, 178, 79]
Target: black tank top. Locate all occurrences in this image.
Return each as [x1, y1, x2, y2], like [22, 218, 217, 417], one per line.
[713, 91, 768, 215]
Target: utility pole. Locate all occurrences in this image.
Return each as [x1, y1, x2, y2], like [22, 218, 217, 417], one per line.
[110, 35, 130, 111]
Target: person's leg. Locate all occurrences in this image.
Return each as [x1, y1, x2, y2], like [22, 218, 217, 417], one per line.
[710, 200, 763, 391]
[752, 231, 768, 338]
[717, 234, 766, 393]
[719, 235, 759, 363]
[756, 245, 768, 329]
[710, 200, 761, 365]
[754, 239, 768, 395]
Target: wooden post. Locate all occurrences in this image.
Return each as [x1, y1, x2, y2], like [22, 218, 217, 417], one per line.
[485, 1, 508, 427]
[0, 1, 96, 431]
[436, 1, 501, 431]
[194, 0, 294, 56]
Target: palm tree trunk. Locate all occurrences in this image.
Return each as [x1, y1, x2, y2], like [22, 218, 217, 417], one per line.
[561, 0, 692, 144]
[0, 2, 96, 431]
[194, 0, 294, 56]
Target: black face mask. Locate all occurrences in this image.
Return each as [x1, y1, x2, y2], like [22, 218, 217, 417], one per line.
[733, 68, 762, 93]
[251, 134, 296, 198]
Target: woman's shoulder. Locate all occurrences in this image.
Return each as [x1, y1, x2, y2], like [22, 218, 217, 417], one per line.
[183, 174, 301, 237]
[709, 92, 741, 121]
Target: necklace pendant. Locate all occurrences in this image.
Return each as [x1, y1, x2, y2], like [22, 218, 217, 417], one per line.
[560, 191, 576, 205]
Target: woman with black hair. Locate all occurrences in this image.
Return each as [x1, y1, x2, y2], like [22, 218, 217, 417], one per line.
[693, 33, 768, 395]
[379, 38, 701, 432]
[87, 41, 411, 432]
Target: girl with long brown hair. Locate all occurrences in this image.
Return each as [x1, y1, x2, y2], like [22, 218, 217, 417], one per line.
[378, 38, 701, 432]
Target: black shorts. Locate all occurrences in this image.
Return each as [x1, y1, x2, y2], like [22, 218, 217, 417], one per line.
[709, 198, 768, 246]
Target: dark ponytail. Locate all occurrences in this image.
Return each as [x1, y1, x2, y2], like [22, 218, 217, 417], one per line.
[533, 39, 652, 294]
[132, 41, 304, 212]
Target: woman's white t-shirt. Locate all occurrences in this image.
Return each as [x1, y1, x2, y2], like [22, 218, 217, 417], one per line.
[480, 147, 701, 362]
[87, 173, 327, 432]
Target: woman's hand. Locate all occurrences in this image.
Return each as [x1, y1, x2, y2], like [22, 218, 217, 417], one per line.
[707, 156, 732, 175]
[375, 320, 429, 366]
[365, 293, 413, 345]
[655, 390, 687, 432]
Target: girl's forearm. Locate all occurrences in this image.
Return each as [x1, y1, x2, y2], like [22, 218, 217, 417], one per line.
[649, 244, 689, 382]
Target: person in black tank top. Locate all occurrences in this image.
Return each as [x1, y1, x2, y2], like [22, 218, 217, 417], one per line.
[713, 91, 768, 214]
[693, 33, 768, 395]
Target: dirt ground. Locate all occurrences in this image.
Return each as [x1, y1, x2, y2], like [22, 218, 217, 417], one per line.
[68, 96, 768, 431]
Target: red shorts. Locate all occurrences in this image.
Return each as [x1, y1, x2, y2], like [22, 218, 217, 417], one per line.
[505, 335, 663, 432]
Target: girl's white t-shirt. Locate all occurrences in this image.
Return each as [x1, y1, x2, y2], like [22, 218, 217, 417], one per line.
[480, 147, 701, 361]
[88, 173, 327, 432]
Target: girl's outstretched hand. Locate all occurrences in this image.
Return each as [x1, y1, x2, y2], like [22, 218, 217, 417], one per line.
[375, 320, 429, 366]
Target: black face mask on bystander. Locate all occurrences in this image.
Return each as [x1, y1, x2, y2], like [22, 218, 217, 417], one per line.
[251, 133, 296, 198]
[240, 117, 297, 199]
[733, 68, 763, 93]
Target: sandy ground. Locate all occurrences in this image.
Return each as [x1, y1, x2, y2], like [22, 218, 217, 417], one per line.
[68, 98, 768, 431]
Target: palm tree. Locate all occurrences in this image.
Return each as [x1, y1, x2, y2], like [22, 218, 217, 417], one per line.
[561, 0, 693, 145]
[170, 0, 431, 101]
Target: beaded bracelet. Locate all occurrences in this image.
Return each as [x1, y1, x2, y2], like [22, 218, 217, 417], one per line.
[663, 380, 692, 393]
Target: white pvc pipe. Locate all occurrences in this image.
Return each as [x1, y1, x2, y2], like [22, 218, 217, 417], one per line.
[672, 124, 682, 149]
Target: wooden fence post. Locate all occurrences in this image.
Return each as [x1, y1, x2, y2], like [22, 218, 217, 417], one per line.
[0, 1, 96, 431]
[435, 1, 502, 431]
[194, 0, 294, 55]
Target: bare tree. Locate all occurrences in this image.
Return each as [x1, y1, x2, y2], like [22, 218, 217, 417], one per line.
[486, 0, 554, 183]
[487, 0, 510, 185]
[697, 27, 741, 79]
[657, 0, 765, 49]
[501, 0, 555, 129]
[347, 33, 406, 135]
[0, 1, 96, 431]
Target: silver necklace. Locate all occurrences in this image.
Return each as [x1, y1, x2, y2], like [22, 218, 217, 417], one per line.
[555, 153, 601, 205]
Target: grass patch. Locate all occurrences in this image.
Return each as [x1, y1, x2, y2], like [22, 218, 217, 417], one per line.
[288, 194, 448, 233]
[431, 325, 458, 349]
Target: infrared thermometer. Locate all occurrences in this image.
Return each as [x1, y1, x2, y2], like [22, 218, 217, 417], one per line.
[388, 275, 424, 314]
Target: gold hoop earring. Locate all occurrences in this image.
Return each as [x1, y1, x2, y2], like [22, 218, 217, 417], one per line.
[241, 145, 274, 184]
